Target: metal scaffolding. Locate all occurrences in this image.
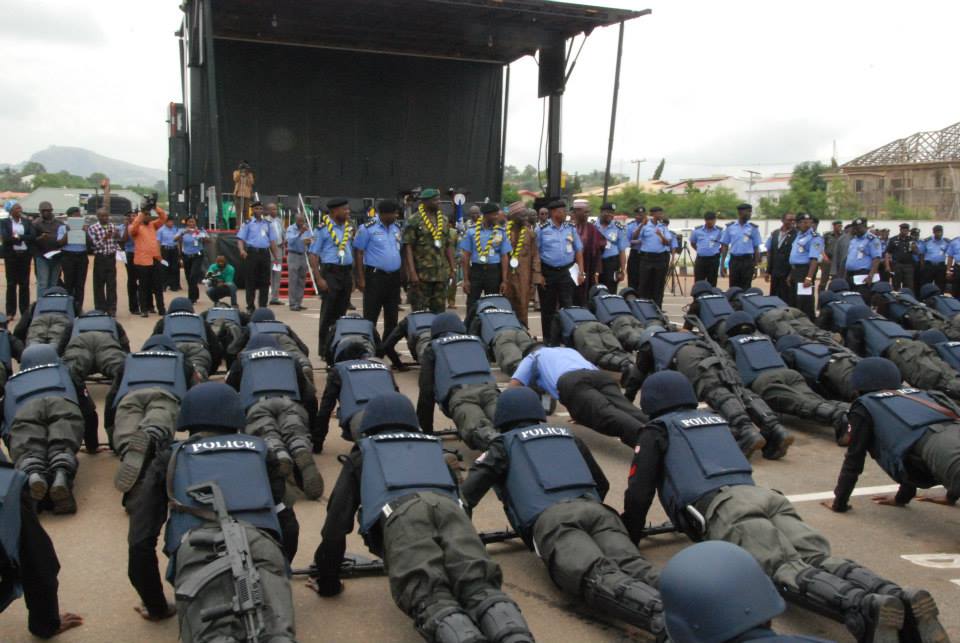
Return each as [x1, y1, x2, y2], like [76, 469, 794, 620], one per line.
[845, 121, 960, 167]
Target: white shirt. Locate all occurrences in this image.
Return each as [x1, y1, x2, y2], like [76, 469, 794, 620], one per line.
[10, 219, 26, 251]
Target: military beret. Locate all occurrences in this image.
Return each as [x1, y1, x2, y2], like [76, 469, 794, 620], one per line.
[480, 202, 501, 215]
[600, 202, 616, 212]
[649, 206, 663, 213]
[326, 198, 349, 209]
[736, 203, 753, 210]
[546, 199, 566, 210]
[419, 188, 440, 200]
[377, 199, 399, 214]
[899, 222, 910, 229]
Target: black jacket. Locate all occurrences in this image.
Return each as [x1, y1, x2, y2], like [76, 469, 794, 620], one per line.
[766, 229, 796, 278]
[0, 217, 35, 253]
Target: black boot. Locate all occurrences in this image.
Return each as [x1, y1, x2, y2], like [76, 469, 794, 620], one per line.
[760, 424, 794, 460]
[473, 598, 535, 643]
[583, 563, 667, 641]
[49, 452, 78, 515]
[793, 567, 903, 643]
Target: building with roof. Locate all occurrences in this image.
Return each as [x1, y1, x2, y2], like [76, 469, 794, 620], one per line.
[662, 175, 751, 200]
[828, 121, 960, 218]
[18, 187, 145, 216]
[574, 179, 668, 199]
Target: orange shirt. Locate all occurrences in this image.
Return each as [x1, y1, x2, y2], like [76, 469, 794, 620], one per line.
[129, 206, 168, 266]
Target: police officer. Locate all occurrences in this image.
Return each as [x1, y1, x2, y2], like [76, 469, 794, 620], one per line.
[843, 218, 883, 296]
[226, 333, 323, 499]
[595, 202, 627, 293]
[843, 304, 960, 401]
[869, 281, 959, 339]
[636, 325, 786, 458]
[625, 205, 647, 290]
[379, 309, 437, 364]
[156, 218, 181, 292]
[720, 204, 763, 290]
[201, 303, 247, 370]
[825, 357, 960, 511]
[536, 199, 585, 344]
[13, 286, 77, 349]
[885, 223, 918, 293]
[551, 306, 642, 396]
[919, 282, 960, 319]
[787, 213, 823, 319]
[765, 213, 796, 302]
[3, 344, 97, 514]
[660, 541, 832, 643]
[60, 309, 130, 382]
[685, 281, 735, 334]
[816, 279, 867, 333]
[919, 225, 949, 291]
[152, 297, 218, 380]
[462, 388, 666, 638]
[0, 450, 84, 638]
[403, 188, 457, 314]
[105, 335, 196, 493]
[309, 392, 534, 643]
[511, 346, 646, 446]
[235, 307, 312, 378]
[417, 313, 501, 450]
[946, 233, 960, 295]
[356, 199, 403, 348]
[917, 329, 960, 378]
[284, 213, 314, 311]
[460, 202, 511, 308]
[625, 371, 942, 643]
[60, 206, 89, 308]
[620, 287, 673, 328]
[126, 382, 299, 638]
[309, 198, 357, 353]
[0, 313, 24, 396]
[324, 313, 396, 370]
[737, 289, 838, 347]
[587, 285, 653, 351]
[776, 334, 861, 404]
[689, 211, 724, 286]
[634, 206, 672, 306]
[236, 200, 279, 312]
[467, 297, 537, 376]
[820, 220, 845, 294]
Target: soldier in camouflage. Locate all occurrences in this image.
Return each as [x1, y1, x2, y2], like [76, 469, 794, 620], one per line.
[403, 188, 457, 313]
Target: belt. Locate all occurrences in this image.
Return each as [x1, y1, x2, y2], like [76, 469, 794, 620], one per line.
[696, 254, 720, 259]
[542, 262, 573, 271]
[640, 251, 669, 258]
[471, 262, 500, 268]
[288, 250, 304, 255]
[322, 263, 353, 272]
[247, 247, 271, 253]
[162, 245, 177, 249]
[365, 266, 400, 275]
[730, 254, 755, 260]
[380, 492, 421, 524]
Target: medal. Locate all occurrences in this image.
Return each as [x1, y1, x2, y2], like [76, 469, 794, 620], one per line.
[338, 249, 345, 258]
[510, 258, 519, 269]
[434, 239, 442, 249]
[479, 255, 487, 263]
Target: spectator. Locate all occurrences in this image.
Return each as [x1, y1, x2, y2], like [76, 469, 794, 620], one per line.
[157, 218, 181, 291]
[32, 201, 66, 297]
[205, 255, 238, 306]
[1, 203, 34, 318]
[176, 216, 207, 304]
[60, 206, 90, 309]
[87, 208, 124, 315]
[129, 204, 168, 317]
[120, 211, 140, 315]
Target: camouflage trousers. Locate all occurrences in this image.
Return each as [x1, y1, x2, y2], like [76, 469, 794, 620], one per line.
[410, 281, 447, 314]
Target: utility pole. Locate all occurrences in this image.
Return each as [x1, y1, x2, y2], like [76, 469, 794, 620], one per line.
[744, 170, 760, 207]
[631, 158, 646, 186]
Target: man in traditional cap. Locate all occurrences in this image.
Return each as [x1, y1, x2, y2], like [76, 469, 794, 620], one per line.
[571, 199, 606, 306]
[402, 188, 457, 313]
[460, 202, 511, 308]
[502, 201, 542, 326]
[308, 198, 356, 353]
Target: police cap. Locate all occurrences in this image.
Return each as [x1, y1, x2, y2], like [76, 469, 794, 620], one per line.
[934, 224, 944, 232]
[828, 278, 850, 292]
[20, 344, 60, 370]
[851, 217, 867, 227]
[634, 206, 646, 214]
[918, 328, 948, 347]
[326, 198, 349, 210]
[480, 202, 501, 215]
[796, 212, 812, 221]
[45, 286, 68, 296]
[724, 311, 755, 336]
[704, 211, 717, 220]
[600, 202, 616, 212]
[640, 371, 698, 418]
[919, 283, 941, 300]
[736, 203, 752, 211]
[661, 541, 785, 643]
[177, 382, 246, 433]
[334, 337, 374, 363]
[899, 223, 910, 229]
[358, 392, 419, 438]
[546, 198, 566, 210]
[430, 312, 466, 338]
[250, 308, 276, 322]
[819, 290, 836, 305]
[168, 297, 194, 313]
[870, 281, 892, 295]
[851, 357, 901, 393]
[742, 287, 763, 297]
[494, 387, 546, 431]
[377, 199, 399, 214]
[649, 206, 663, 213]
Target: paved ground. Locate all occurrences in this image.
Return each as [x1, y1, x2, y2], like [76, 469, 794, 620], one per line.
[2, 274, 958, 642]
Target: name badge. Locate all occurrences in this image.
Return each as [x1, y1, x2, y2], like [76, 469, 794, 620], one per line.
[742, 234, 750, 243]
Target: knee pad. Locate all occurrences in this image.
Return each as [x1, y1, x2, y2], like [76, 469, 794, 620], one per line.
[472, 597, 533, 643]
[418, 605, 485, 643]
[796, 567, 866, 613]
[831, 561, 902, 596]
[49, 451, 78, 475]
[583, 563, 665, 639]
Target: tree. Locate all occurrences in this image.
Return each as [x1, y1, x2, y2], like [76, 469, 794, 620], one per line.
[87, 172, 109, 184]
[21, 161, 46, 175]
[501, 183, 520, 205]
[826, 178, 862, 220]
[758, 161, 830, 220]
[652, 158, 665, 180]
[882, 196, 934, 220]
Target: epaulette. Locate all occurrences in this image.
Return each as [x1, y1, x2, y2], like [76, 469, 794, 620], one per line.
[694, 224, 704, 230]
[614, 221, 625, 229]
[748, 222, 758, 227]
[364, 219, 378, 228]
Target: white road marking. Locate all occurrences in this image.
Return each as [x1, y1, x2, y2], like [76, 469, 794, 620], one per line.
[951, 580, 960, 587]
[900, 554, 960, 569]
[784, 484, 942, 503]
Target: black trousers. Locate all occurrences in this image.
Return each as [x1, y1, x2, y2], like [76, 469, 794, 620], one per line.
[467, 263, 502, 309]
[599, 255, 620, 293]
[539, 264, 575, 345]
[92, 254, 117, 313]
[125, 252, 140, 313]
[318, 264, 353, 356]
[182, 254, 204, 303]
[728, 255, 756, 290]
[626, 250, 642, 291]
[363, 266, 402, 362]
[693, 255, 720, 287]
[60, 251, 88, 309]
[4, 251, 31, 316]
[770, 273, 790, 301]
[161, 247, 181, 290]
[245, 248, 272, 310]
[636, 253, 669, 307]
[557, 369, 647, 447]
[922, 262, 947, 292]
[136, 262, 165, 314]
[787, 264, 815, 320]
[891, 262, 915, 293]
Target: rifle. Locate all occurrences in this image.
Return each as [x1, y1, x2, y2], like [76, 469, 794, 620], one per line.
[182, 482, 265, 643]
[292, 553, 387, 578]
[479, 522, 677, 545]
[684, 314, 748, 402]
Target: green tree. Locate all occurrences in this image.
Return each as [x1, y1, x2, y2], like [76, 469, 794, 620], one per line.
[31, 171, 89, 189]
[882, 196, 934, 220]
[758, 161, 830, 220]
[21, 161, 46, 175]
[87, 172, 109, 185]
[826, 178, 862, 220]
[652, 158, 665, 180]
[501, 183, 520, 205]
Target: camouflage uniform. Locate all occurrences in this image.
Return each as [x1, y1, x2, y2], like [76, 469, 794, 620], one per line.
[403, 210, 455, 313]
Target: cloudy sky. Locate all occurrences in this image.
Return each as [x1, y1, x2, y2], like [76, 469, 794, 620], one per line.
[3, 0, 958, 183]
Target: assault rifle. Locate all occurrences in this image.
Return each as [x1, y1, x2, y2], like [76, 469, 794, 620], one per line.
[183, 482, 265, 643]
[479, 522, 677, 545]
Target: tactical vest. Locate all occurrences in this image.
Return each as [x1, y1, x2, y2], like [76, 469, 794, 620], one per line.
[885, 293, 920, 324]
[0, 330, 11, 371]
[206, 307, 242, 325]
[646, 331, 697, 370]
[825, 301, 853, 331]
[164, 312, 206, 345]
[475, 295, 514, 313]
[114, 350, 188, 406]
[658, 410, 754, 536]
[694, 294, 733, 330]
[70, 313, 119, 338]
[934, 341, 960, 373]
[431, 335, 495, 403]
[406, 312, 437, 344]
[781, 342, 833, 383]
[626, 297, 666, 325]
[238, 349, 301, 410]
[729, 335, 786, 385]
[249, 320, 290, 338]
[164, 434, 279, 557]
[593, 294, 633, 324]
[358, 432, 459, 534]
[332, 317, 376, 351]
[0, 462, 26, 611]
[478, 309, 524, 345]
[498, 425, 599, 541]
[834, 291, 866, 307]
[334, 360, 397, 427]
[931, 295, 960, 319]
[739, 294, 787, 321]
[34, 294, 75, 320]
[3, 363, 78, 430]
[859, 318, 912, 357]
[558, 307, 598, 344]
[857, 389, 953, 481]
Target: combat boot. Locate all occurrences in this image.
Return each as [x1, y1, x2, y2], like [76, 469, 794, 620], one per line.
[474, 599, 534, 643]
[421, 607, 486, 643]
[900, 588, 949, 643]
[17, 455, 49, 500]
[621, 364, 643, 402]
[115, 426, 164, 493]
[28, 472, 49, 500]
[292, 447, 324, 500]
[734, 425, 766, 460]
[794, 567, 902, 643]
[761, 424, 794, 460]
[49, 452, 79, 515]
[583, 562, 667, 641]
[266, 437, 294, 475]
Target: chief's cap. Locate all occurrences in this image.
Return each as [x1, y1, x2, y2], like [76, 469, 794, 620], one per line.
[326, 198, 349, 209]
[600, 202, 616, 212]
[419, 188, 440, 200]
[796, 212, 812, 221]
[480, 202, 501, 215]
[634, 206, 646, 214]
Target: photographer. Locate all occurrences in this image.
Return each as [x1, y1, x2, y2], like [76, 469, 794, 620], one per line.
[128, 195, 167, 317]
[204, 255, 238, 306]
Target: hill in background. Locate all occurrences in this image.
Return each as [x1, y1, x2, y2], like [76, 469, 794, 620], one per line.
[26, 146, 164, 186]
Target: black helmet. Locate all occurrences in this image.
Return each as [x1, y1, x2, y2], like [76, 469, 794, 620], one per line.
[142, 334, 178, 351]
[919, 283, 941, 300]
[79, 309, 109, 318]
[724, 311, 755, 336]
[723, 286, 743, 302]
[618, 286, 639, 299]
[661, 541, 785, 643]
[845, 304, 874, 326]
[245, 333, 281, 351]
[851, 357, 901, 393]
[430, 312, 466, 338]
[588, 284, 610, 300]
[20, 344, 60, 370]
[690, 281, 715, 299]
[819, 290, 836, 306]
[334, 337, 374, 363]
[493, 387, 546, 431]
[250, 308, 276, 322]
[918, 328, 948, 347]
[774, 334, 806, 352]
[177, 382, 246, 434]
[168, 297, 194, 313]
[357, 392, 419, 439]
[828, 278, 850, 292]
[640, 371, 698, 417]
[870, 281, 892, 295]
[742, 287, 763, 297]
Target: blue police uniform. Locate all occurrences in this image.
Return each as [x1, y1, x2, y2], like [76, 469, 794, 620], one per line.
[309, 219, 355, 354]
[237, 218, 277, 249]
[689, 225, 723, 257]
[635, 220, 673, 306]
[789, 230, 824, 267]
[921, 235, 950, 291]
[60, 221, 88, 307]
[178, 229, 206, 301]
[355, 219, 402, 272]
[354, 218, 403, 348]
[285, 224, 312, 255]
[179, 230, 204, 256]
[595, 221, 627, 292]
[157, 225, 178, 248]
[238, 217, 278, 311]
[512, 347, 596, 400]
[625, 218, 645, 290]
[309, 222, 353, 266]
[844, 233, 883, 287]
[537, 221, 583, 344]
[721, 221, 763, 290]
[460, 223, 511, 307]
